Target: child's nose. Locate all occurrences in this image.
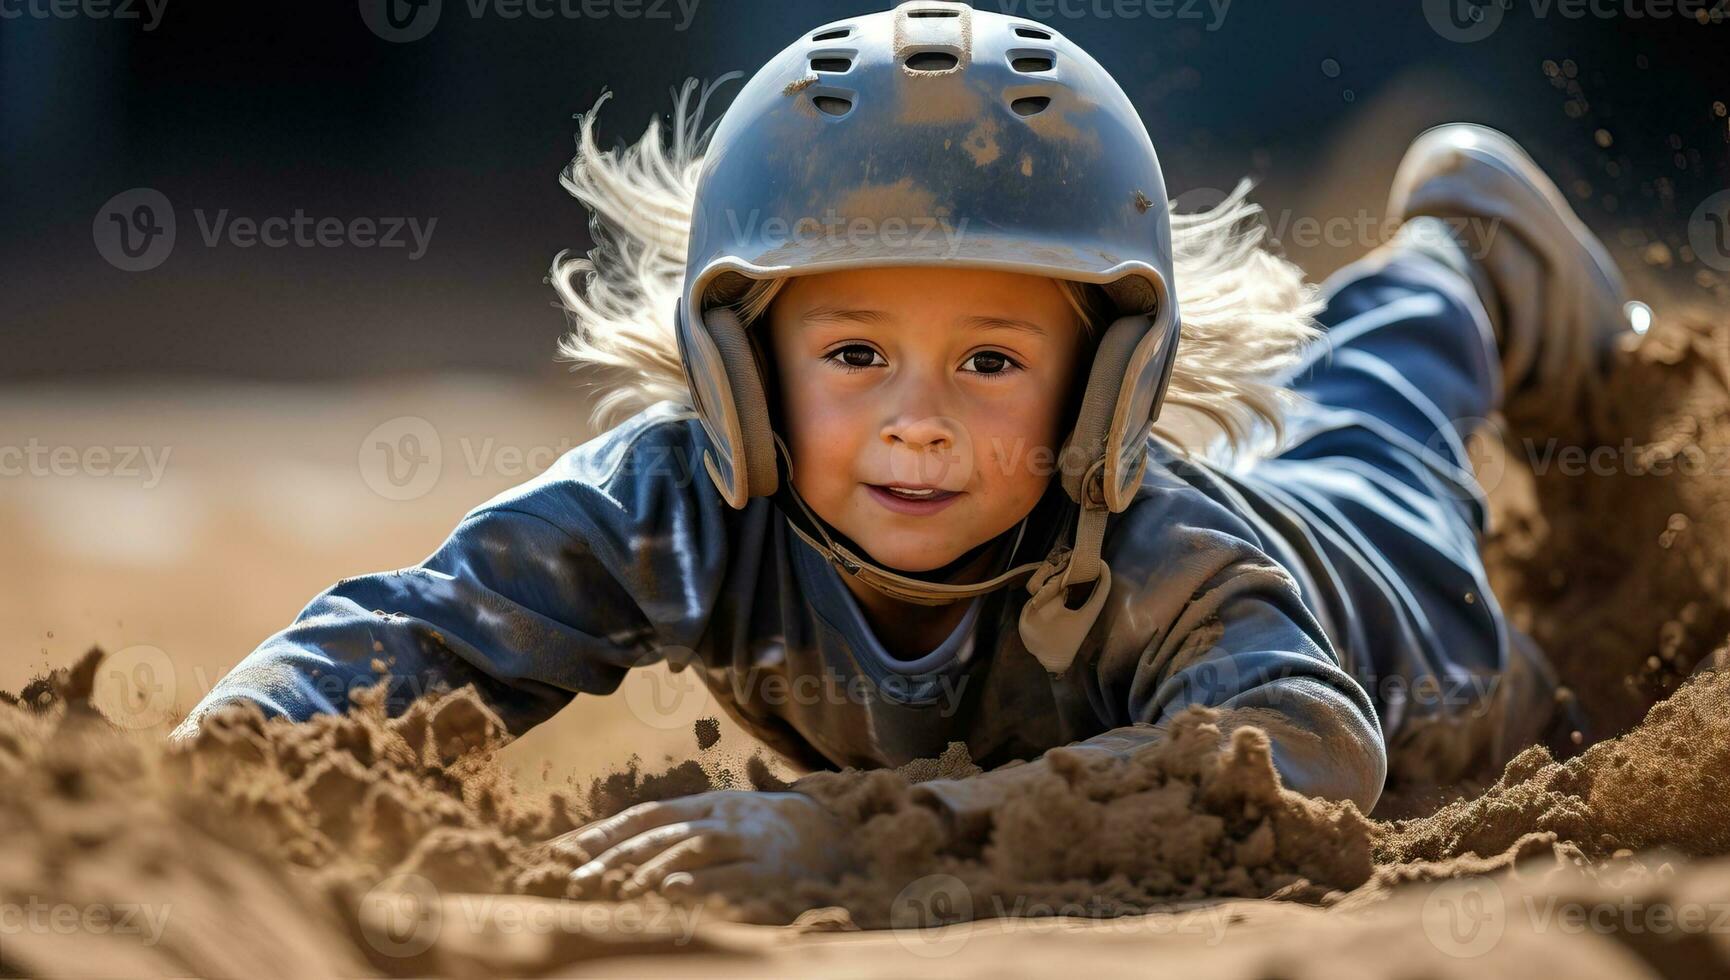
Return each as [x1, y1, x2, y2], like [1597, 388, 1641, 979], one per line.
[880, 414, 976, 489]
[881, 414, 956, 451]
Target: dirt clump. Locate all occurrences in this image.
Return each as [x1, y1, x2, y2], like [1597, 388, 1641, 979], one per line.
[1380, 664, 1730, 868]
[693, 716, 721, 751]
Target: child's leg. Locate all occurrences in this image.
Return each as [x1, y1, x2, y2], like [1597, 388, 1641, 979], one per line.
[1247, 230, 1567, 779]
[1286, 221, 1502, 532]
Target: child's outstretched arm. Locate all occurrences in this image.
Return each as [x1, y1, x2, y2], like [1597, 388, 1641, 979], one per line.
[171, 403, 736, 740]
[915, 465, 1388, 816]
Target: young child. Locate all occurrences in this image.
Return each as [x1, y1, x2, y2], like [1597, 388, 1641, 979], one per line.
[175, 1, 1631, 898]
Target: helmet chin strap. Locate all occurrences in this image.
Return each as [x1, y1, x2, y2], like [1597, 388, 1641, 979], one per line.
[769, 434, 1114, 673]
[770, 433, 1044, 606]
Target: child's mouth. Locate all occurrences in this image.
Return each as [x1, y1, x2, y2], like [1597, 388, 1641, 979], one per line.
[866, 484, 962, 515]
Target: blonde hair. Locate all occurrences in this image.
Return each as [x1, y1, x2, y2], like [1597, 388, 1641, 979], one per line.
[552, 82, 1321, 464]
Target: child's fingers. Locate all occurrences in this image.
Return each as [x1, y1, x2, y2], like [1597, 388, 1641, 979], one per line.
[567, 797, 710, 858]
[617, 834, 745, 900]
[574, 817, 736, 900]
[656, 865, 769, 913]
[563, 820, 705, 900]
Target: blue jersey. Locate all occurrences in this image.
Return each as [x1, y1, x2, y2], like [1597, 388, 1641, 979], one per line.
[175, 246, 1557, 812]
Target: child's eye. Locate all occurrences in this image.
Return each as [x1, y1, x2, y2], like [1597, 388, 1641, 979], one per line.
[962, 350, 1021, 376]
[824, 344, 886, 371]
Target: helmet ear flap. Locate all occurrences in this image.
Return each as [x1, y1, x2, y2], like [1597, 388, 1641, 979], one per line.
[706, 308, 780, 499]
[676, 302, 780, 508]
[1061, 313, 1146, 506]
[1060, 308, 1179, 511]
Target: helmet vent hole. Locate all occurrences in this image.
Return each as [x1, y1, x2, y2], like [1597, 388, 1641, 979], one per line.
[812, 28, 850, 41]
[1014, 26, 1052, 38]
[907, 7, 961, 16]
[811, 57, 853, 73]
[813, 95, 854, 116]
[1012, 55, 1055, 73]
[905, 51, 960, 71]
[1011, 96, 1052, 116]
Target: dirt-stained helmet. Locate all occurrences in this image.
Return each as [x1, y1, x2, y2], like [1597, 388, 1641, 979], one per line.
[675, 0, 1180, 671]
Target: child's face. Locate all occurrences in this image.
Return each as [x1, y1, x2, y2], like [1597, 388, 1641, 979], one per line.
[766, 267, 1085, 573]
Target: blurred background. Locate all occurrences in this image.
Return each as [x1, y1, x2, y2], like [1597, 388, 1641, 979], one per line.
[2, 0, 1726, 779]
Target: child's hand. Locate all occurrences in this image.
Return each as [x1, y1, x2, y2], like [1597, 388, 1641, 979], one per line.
[556, 790, 855, 901]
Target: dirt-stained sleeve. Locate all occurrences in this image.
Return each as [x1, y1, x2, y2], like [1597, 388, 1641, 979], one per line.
[1080, 475, 1388, 810]
[170, 403, 741, 740]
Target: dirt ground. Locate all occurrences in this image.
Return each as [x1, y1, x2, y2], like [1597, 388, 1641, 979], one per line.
[9, 305, 1730, 976]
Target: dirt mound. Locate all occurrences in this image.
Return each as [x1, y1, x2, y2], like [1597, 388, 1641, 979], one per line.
[1485, 311, 1730, 736]
[4, 647, 1729, 975]
[743, 712, 1380, 927]
[7, 312, 1730, 976]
